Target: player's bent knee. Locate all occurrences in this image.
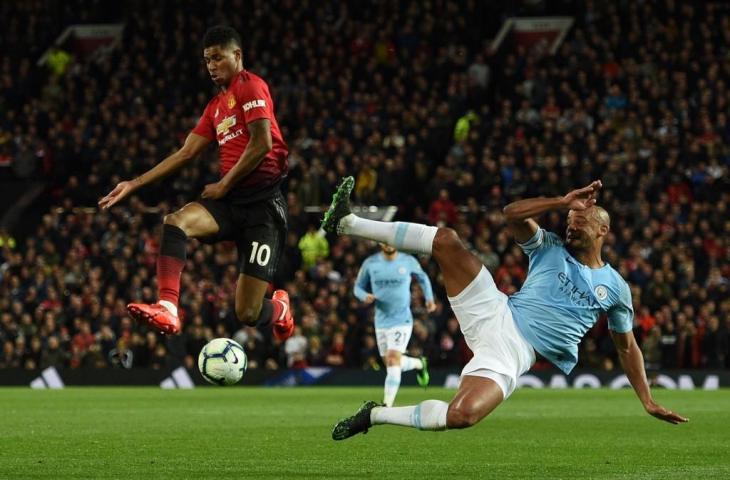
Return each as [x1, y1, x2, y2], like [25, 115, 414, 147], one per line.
[163, 211, 198, 236]
[163, 211, 183, 227]
[163, 207, 210, 237]
[385, 351, 401, 366]
[446, 404, 482, 429]
[432, 228, 462, 259]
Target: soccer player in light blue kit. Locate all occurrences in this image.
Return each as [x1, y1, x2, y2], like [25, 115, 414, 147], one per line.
[323, 177, 687, 440]
[354, 243, 436, 406]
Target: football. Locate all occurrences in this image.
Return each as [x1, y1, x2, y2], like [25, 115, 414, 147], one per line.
[197, 338, 248, 386]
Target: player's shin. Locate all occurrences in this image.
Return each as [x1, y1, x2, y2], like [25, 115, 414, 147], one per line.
[383, 366, 402, 407]
[254, 299, 277, 328]
[255, 294, 293, 342]
[340, 216, 437, 255]
[371, 400, 448, 431]
[253, 298, 288, 330]
[157, 224, 187, 316]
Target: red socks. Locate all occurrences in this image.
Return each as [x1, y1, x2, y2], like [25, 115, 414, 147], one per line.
[157, 225, 188, 308]
[157, 255, 185, 306]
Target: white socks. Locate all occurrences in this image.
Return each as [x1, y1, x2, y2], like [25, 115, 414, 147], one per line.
[383, 357, 423, 406]
[159, 300, 178, 317]
[371, 400, 448, 431]
[384, 366, 401, 407]
[400, 355, 423, 372]
[339, 215, 438, 255]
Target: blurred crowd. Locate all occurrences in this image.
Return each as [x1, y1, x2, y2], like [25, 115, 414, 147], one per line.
[1, 0, 728, 373]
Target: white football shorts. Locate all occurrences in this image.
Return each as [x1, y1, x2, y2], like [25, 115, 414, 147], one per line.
[375, 325, 412, 356]
[448, 266, 536, 398]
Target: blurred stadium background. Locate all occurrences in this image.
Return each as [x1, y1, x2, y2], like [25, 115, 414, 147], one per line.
[1, 1, 728, 385]
[3, 1, 730, 478]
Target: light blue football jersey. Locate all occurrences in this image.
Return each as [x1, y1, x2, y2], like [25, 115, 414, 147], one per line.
[354, 252, 434, 329]
[508, 229, 634, 374]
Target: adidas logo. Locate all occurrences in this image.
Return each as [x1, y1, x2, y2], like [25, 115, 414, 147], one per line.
[30, 367, 65, 389]
[160, 366, 195, 389]
[265, 367, 332, 386]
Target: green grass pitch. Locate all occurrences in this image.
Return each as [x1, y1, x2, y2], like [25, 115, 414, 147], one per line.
[1, 387, 729, 479]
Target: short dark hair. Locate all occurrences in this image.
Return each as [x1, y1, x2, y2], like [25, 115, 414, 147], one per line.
[203, 25, 242, 49]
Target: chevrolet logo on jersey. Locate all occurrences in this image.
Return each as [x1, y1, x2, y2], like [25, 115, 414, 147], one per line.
[216, 115, 237, 135]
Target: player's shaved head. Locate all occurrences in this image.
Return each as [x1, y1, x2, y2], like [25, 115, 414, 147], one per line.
[565, 205, 610, 255]
[588, 206, 610, 229]
[568, 206, 610, 228]
[203, 25, 242, 50]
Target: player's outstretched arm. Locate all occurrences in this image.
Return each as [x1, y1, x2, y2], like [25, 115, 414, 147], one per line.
[610, 330, 689, 425]
[502, 180, 602, 243]
[98, 133, 211, 209]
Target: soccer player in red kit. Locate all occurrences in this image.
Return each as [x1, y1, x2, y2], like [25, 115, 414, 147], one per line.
[99, 26, 294, 340]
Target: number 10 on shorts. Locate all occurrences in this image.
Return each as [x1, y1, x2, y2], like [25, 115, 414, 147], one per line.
[249, 241, 271, 266]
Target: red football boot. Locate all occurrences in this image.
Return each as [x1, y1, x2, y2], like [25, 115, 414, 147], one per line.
[127, 302, 181, 335]
[271, 290, 294, 341]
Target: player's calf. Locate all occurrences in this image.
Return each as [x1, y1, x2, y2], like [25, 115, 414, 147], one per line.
[431, 228, 464, 262]
[446, 404, 485, 429]
[445, 375, 504, 429]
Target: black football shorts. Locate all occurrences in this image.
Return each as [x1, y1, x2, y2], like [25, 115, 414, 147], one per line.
[197, 191, 287, 282]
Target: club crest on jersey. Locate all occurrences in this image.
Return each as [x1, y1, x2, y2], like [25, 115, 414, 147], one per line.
[398, 267, 407, 275]
[227, 95, 236, 109]
[216, 115, 237, 135]
[594, 285, 608, 301]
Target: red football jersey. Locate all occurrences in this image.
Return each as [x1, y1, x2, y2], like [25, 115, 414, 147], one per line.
[192, 70, 288, 192]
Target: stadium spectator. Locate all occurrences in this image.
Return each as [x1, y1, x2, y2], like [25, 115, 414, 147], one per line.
[0, 0, 727, 374]
[284, 326, 308, 368]
[40, 335, 66, 368]
[298, 224, 329, 270]
[324, 332, 346, 367]
[641, 327, 663, 371]
[703, 316, 728, 369]
[428, 189, 458, 227]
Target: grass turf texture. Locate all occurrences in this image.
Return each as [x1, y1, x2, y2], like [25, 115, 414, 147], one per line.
[1, 387, 728, 479]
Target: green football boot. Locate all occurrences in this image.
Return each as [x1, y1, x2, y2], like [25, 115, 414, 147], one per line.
[416, 356, 430, 388]
[331, 400, 380, 441]
[321, 176, 355, 235]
